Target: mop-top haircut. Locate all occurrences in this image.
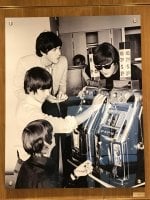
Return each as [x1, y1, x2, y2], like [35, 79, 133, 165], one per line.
[24, 66, 53, 94]
[22, 119, 53, 155]
[36, 31, 62, 57]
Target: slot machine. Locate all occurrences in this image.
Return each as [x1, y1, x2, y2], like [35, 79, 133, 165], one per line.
[80, 81, 144, 187]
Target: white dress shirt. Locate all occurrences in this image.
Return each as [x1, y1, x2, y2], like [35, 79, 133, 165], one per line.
[16, 95, 77, 135]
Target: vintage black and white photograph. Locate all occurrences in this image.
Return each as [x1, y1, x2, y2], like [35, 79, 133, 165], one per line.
[5, 16, 144, 189]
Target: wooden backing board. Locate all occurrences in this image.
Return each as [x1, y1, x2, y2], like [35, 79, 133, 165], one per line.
[0, 1, 149, 199]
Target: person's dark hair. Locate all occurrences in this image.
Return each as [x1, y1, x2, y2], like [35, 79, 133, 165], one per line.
[24, 66, 52, 94]
[36, 31, 62, 57]
[93, 42, 119, 69]
[73, 54, 86, 66]
[22, 119, 53, 155]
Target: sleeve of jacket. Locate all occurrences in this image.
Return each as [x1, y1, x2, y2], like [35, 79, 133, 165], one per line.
[59, 56, 68, 94]
[45, 115, 78, 133]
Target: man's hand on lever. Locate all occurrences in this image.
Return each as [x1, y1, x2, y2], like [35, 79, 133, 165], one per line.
[70, 160, 93, 180]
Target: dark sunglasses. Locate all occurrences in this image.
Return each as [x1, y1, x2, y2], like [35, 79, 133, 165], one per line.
[95, 60, 114, 70]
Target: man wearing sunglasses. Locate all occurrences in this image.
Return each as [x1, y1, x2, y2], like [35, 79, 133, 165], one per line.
[93, 42, 142, 90]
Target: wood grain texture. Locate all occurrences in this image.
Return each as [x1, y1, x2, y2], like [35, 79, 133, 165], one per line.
[0, 1, 150, 199]
[0, 0, 149, 7]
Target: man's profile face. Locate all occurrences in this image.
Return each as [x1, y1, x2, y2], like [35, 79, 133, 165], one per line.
[42, 136, 55, 158]
[46, 46, 61, 64]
